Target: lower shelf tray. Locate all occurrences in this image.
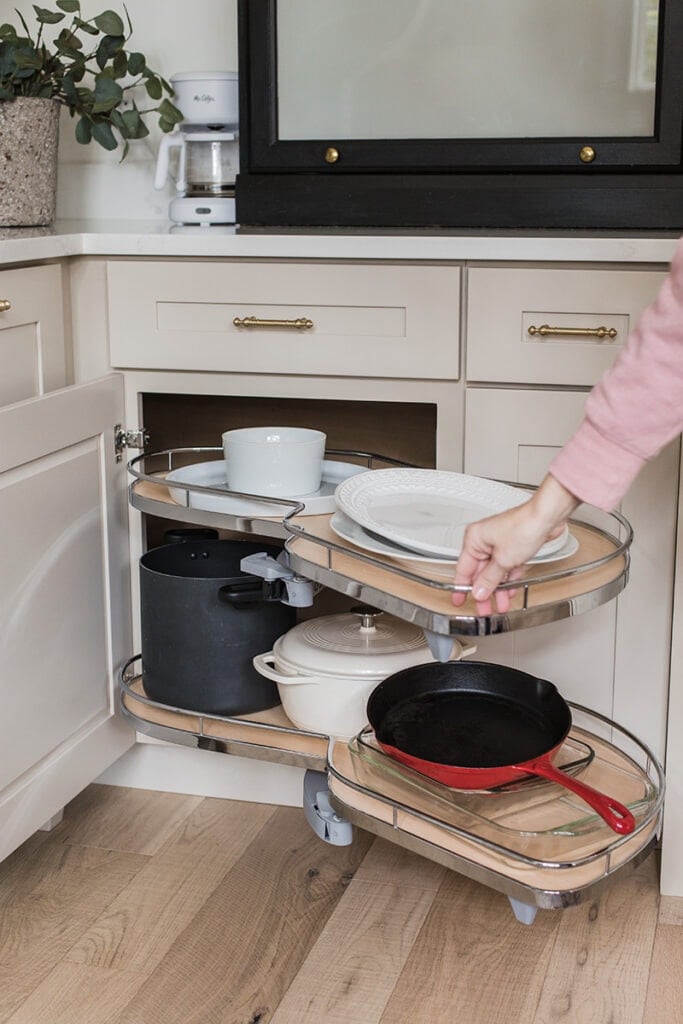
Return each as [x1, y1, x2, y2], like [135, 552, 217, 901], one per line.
[327, 706, 664, 907]
[119, 660, 663, 909]
[119, 657, 329, 771]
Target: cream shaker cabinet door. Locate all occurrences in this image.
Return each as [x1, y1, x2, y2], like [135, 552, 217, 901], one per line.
[0, 264, 68, 407]
[464, 388, 677, 760]
[0, 375, 134, 861]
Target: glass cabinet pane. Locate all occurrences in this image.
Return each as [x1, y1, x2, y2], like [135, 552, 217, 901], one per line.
[277, 0, 659, 140]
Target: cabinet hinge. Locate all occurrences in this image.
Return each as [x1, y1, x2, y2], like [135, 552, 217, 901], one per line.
[114, 424, 149, 462]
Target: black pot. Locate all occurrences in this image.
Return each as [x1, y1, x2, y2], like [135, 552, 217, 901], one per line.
[139, 539, 296, 715]
[163, 527, 219, 544]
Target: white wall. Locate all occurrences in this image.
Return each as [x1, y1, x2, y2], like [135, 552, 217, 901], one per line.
[0, 0, 237, 221]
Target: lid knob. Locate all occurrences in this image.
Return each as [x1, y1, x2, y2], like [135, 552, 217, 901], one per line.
[351, 605, 383, 631]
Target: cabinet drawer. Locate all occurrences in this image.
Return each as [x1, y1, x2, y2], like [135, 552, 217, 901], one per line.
[466, 266, 665, 385]
[107, 260, 460, 379]
[0, 264, 67, 406]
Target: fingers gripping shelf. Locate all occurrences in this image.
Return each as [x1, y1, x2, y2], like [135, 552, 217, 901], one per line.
[127, 448, 632, 637]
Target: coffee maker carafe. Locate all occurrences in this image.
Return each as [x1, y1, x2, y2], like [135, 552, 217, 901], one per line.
[154, 71, 239, 226]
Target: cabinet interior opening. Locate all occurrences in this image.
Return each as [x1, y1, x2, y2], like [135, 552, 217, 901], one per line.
[140, 392, 437, 577]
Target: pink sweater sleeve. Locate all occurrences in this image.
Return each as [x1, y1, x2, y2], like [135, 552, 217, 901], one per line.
[550, 237, 683, 510]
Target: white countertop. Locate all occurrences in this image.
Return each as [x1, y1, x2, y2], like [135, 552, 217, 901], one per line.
[0, 219, 680, 265]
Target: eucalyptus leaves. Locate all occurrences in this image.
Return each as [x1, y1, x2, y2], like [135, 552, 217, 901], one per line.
[0, 1, 182, 156]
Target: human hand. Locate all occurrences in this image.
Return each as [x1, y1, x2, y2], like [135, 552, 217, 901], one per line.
[452, 475, 580, 616]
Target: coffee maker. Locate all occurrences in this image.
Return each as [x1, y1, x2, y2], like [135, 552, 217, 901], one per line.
[154, 71, 239, 226]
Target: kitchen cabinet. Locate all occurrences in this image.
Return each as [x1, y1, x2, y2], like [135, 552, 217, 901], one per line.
[106, 255, 672, 761]
[0, 235, 679, 908]
[0, 264, 68, 406]
[0, 375, 133, 861]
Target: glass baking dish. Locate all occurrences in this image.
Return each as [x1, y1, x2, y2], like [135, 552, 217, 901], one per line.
[339, 704, 662, 860]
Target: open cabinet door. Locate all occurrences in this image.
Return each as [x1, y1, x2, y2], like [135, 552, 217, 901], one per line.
[0, 374, 134, 860]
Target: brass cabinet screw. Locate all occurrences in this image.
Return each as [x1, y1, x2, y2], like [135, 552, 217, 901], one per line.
[324, 146, 339, 164]
[579, 145, 596, 163]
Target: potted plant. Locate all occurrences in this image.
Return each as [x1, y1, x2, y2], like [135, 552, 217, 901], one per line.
[0, 0, 183, 225]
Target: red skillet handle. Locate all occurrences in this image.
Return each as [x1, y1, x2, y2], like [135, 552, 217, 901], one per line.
[520, 756, 636, 835]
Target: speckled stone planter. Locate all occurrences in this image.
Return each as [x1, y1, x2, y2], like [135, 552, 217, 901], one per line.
[0, 97, 60, 226]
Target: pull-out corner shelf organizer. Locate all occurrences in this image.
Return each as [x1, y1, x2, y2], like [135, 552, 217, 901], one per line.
[123, 449, 662, 923]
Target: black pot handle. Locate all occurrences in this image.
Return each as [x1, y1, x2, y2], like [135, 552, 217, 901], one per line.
[218, 579, 264, 606]
[219, 575, 289, 606]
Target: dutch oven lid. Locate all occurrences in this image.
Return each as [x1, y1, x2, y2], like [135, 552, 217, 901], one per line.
[273, 606, 435, 679]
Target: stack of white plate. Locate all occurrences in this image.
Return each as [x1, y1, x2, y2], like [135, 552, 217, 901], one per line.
[330, 468, 578, 572]
[166, 458, 366, 517]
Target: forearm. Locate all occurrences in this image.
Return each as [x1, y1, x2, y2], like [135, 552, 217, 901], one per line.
[527, 473, 581, 531]
[551, 237, 683, 510]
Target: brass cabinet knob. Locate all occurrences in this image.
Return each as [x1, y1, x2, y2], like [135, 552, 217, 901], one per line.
[579, 145, 596, 163]
[0, 299, 11, 312]
[324, 146, 339, 164]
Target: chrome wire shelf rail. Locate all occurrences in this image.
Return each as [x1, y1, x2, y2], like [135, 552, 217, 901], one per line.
[119, 656, 331, 771]
[127, 446, 412, 498]
[283, 506, 632, 597]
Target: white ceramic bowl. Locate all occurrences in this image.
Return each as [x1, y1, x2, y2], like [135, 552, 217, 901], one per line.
[222, 426, 326, 497]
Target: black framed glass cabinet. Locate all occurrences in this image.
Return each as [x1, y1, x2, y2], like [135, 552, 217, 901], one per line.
[236, 0, 683, 228]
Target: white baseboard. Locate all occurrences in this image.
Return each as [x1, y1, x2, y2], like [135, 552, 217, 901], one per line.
[96, 741, 304, 807]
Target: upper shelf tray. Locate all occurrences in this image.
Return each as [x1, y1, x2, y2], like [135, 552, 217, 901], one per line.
[127, 448, 632, 637]
[283, 508, 630, 636]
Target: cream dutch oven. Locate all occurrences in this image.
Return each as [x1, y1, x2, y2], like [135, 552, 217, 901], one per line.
[252, 606, 475, 738]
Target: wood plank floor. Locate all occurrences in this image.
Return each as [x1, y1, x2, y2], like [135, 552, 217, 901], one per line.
[0, 783, 680, 1024]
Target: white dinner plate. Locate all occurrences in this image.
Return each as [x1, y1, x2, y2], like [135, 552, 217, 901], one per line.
[330, 510, 579, 575]
[335, 468, 570, 560]
[167, 459, 365, 517]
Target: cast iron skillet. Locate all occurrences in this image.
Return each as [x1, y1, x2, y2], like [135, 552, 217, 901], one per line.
[366, 660, 636, 835]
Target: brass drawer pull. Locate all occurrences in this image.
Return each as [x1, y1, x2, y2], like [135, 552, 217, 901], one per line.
[233, 315, 314, 330]
[0, 299, 11, 312]
[528, 324, 617, 339]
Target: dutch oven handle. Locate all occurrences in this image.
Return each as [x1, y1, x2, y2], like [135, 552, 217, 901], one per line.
[218, 577, 285, 606]
[252, 653, 313, 685]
